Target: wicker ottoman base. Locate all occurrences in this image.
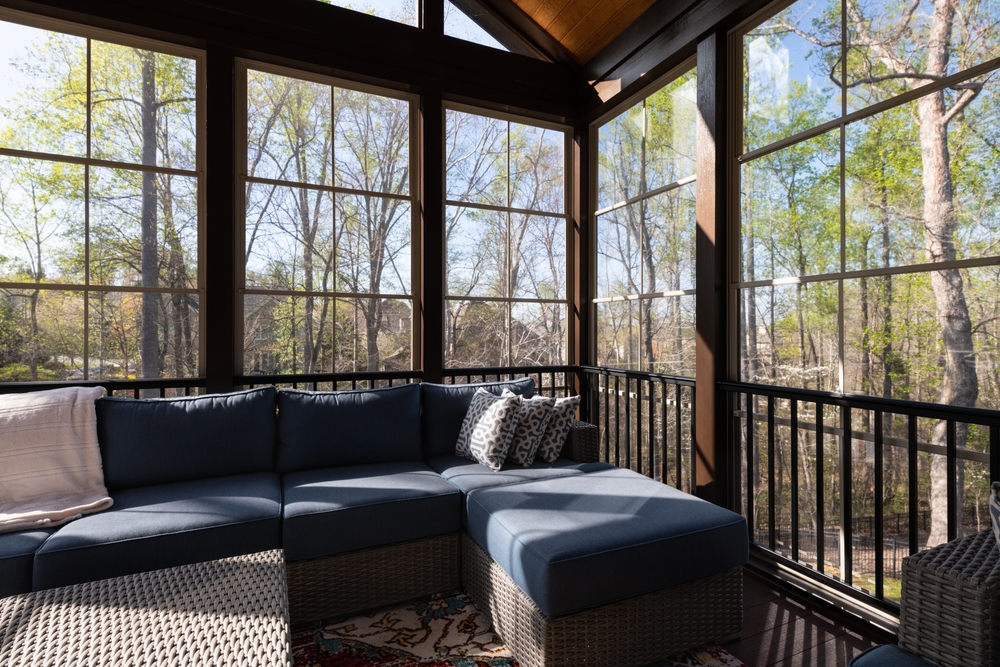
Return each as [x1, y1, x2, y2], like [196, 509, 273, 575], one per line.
[462, 534, 742, 667]
[899, 529, 1000, 667]
[287, 532, 461, 625]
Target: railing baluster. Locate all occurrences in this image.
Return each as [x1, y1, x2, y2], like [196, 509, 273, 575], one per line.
[767, 395, 776, 551]
[909, 414, 919, 555]
[675, 383, 683, 490]
[660, 378, 667, 485]
[603, 371, 610, 463]
[841, 406, 853, 587]
[874, 410, 885, 600]
[614, 375, 621, 468]
[624, 377, 632, 472]
[636, 378, 644, 476]
[689, 385, 696, 494]
[816, 401, 824, 575]
[746, 392, 754, 541]
[790, 399, 799, 563]
[946, 420, 958, 543]
[648, 379, 655, 480]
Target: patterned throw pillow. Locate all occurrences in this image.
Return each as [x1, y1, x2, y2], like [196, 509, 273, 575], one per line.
[535, 395, 582, 463]
[991, 482, 1000, 550]
[501, 389, 556, 467]
[455, 389, 523, 471]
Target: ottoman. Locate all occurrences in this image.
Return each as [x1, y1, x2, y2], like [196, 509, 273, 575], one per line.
[463, 467, 749, 667]
[899, 529, 1000, 667]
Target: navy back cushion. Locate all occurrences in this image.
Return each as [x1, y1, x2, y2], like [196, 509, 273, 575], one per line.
[420, 378, 535, 458]
[276, 383, 422, 474]
[97, 387, 278, 491]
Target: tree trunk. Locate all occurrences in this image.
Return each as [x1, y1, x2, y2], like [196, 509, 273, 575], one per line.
[918, 79, 978, 546]
[140, 52, 160, 385]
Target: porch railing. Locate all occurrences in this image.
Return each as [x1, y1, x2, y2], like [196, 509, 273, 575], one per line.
[237, 370, 422, 391]
[722, 380, 1000, 611]
[0, 377, 206, 398]
[440, 365, 574, 398]
[580, 366, 696, 493]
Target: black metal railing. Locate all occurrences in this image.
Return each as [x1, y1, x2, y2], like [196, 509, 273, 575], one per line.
[0, 377, 206, 398]
[723, 380, 1000, 610]
[441, 365, 575, 398]
[581, 366, 696, 493]
[237, 369, 423, 391]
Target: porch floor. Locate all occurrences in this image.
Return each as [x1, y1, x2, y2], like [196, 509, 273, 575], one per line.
[721, 571, 884, 666]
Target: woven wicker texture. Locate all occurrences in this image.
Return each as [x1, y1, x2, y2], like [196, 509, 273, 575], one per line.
[566, 420, 599, 464]
[286, 532, 461, 625]
[0, 550, 290, 667]
[899, 529, 1000, 667]
[462, 534, 742, 667]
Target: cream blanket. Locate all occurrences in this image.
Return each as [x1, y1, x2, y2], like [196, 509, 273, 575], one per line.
[0, 387, 113, 534]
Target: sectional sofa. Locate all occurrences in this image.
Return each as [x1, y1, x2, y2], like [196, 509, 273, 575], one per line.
[0, 378, 749, 667]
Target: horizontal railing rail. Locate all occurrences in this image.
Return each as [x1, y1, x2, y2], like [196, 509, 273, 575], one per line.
[723, 380, 1000, 614]
[0, 377, 206, 398]
[581, 366, 696, 492]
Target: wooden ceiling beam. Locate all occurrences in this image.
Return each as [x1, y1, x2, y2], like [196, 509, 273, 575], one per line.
[0, 0, 592, 119]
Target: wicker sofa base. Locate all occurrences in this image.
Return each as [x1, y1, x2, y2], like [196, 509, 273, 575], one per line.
[462, 534, 742, 667]
[286, 532, 461, 625]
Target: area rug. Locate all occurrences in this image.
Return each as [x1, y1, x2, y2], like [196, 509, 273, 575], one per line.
[291, 590, 748, 667]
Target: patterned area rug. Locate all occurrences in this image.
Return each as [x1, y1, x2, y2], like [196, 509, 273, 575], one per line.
[291, 591, 748, 667]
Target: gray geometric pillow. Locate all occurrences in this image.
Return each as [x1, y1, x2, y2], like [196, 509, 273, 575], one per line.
[535, 395, 582, 463]
[502, 389, 556, 467]
[455, 389, 523, 471]
[991, 482, 1000, 550]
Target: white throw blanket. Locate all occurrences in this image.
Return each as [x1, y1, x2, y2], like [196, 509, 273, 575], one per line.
[0, 387, 113, 534]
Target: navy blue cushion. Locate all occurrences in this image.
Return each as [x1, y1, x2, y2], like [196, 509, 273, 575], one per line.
[427, 455, 614, 526]
[276, 384, 422, 474]
[420, 379, 535, 459]
[466, 467, 749, 617]
[33, 473, 281, 590]
[428, 454, 614, 494]
[97, 387, 278, 490]
[851, 645, 935, 667]
[282, 461, 460, 562]
[0, 529, 54, 597]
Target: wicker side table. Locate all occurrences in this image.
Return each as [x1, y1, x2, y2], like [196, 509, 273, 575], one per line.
[0, 550, 290, 667]
[899, 529, 1000, 667]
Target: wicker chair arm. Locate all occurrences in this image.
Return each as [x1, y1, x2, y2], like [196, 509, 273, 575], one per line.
[565, 419, 600, 463]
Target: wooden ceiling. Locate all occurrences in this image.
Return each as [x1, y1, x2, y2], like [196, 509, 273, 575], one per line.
[508, 0, 659, 64]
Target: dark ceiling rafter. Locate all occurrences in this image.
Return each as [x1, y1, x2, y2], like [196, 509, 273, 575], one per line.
[0, 0, 592, 120]
[450, 0, 582, 70]
[579, 0, 774, 119]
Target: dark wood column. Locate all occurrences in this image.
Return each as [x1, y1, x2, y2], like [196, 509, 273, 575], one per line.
[420, 93, 445, 383]
[570, 123, 591, 399]
[694, 30, 731, 507]
[204, 45, 237, 394]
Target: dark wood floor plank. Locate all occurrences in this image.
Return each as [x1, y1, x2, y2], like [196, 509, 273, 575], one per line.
[725, 574, 882, 666]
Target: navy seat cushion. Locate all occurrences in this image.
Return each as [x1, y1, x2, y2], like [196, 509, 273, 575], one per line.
[466, 467, 749, 617]
[0, 529, 55, 597]
[97, 387, 278, 491]
[850, 645, 936, 667]
[427, 455, 614, 525]
[277, 383, 422, 474]
[420, 379, 535, 459]
[282, 461, 461, 562]
[33, 473, 281, 590]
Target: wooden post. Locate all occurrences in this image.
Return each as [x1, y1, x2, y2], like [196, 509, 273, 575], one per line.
[205, 45, 236, 395]
[420, 93, 445, 383]
[694, 30, 731, 507]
